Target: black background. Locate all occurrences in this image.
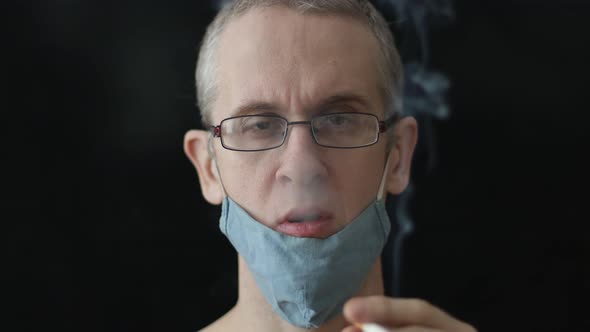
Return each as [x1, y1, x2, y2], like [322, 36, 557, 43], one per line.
[11, 0, 590, 331]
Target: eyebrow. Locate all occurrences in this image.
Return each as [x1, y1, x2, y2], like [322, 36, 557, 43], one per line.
[318, 93, 372, 112]
[232, 102, 279, 117]
[231, 92, 373, 117]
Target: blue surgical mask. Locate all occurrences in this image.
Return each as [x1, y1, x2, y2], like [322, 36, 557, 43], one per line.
[216, 160, 392, 329]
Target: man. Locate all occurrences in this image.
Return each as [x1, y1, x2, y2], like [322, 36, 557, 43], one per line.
[184, 1, 476, 331]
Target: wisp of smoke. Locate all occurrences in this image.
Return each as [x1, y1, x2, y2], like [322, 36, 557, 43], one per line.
[380, 0, 454, 296]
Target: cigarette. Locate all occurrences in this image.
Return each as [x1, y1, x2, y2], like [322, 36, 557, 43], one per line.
[355, 323, 389, 332]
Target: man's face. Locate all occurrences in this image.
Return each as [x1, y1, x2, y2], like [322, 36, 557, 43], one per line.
[211, 7, 390, 238]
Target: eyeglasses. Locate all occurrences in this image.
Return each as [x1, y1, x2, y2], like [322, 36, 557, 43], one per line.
[210, 112, 398, 152]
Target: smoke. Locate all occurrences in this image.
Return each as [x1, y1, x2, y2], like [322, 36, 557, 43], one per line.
[212, 0, 232, 10]
[377, 0, 454, 296]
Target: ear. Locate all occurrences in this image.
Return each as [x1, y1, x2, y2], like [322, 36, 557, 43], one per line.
[386, 116, 418, 195]
[183, 130, 224, 205]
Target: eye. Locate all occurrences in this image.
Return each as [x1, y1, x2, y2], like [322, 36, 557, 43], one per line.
[326, 114, 350, 126]
[251, 120, 272, 130]
[243, 118, 278, 131]
[317, 113, 360, 130]
[239, 116, 285, 138]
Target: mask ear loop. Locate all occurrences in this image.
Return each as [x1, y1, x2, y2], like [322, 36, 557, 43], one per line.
[377, 152, 392, 201]
[209, 134, 228, 198]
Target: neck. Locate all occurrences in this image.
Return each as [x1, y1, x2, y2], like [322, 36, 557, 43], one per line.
[228, 255, 385, 332]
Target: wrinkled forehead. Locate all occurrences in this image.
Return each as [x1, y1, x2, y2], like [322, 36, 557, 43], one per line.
[213, 6, 384, 122]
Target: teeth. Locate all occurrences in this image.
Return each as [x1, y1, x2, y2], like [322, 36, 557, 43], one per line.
[289, 214, 320, 223]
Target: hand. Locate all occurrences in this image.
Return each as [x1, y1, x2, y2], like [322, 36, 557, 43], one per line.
[342, 296, 477, 332]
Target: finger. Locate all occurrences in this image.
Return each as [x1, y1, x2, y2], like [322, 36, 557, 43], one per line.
[344, 296, 474, 331]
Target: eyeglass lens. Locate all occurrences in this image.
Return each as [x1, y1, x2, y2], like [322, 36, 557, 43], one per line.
[219, 113, 379, 151]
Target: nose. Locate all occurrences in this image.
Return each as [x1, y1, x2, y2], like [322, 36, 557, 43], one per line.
[275, 123, 328, 187]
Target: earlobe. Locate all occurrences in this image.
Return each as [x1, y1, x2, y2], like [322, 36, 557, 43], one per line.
[386, 116, 418, 195]
[183, 130, 224, 205]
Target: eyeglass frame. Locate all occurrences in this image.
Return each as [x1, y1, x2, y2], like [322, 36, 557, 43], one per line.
[209, 112, 400, 152]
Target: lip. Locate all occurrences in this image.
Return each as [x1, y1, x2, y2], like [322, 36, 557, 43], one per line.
[276, 209, 335, 238]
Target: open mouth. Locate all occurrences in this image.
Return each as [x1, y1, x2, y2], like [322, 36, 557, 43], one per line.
[278, 210, 334, 238]
[287, 214, 322, 223]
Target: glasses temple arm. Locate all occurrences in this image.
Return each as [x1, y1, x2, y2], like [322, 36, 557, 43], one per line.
[379, 112, 401, 132]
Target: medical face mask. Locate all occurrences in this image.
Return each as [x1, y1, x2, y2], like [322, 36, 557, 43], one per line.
[217, 161, 391, 329]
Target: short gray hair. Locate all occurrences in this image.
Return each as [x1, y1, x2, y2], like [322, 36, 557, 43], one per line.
[195, 0, 403, 128]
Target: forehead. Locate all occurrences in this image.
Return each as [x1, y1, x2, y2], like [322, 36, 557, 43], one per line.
[214, 6, 384, 121]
